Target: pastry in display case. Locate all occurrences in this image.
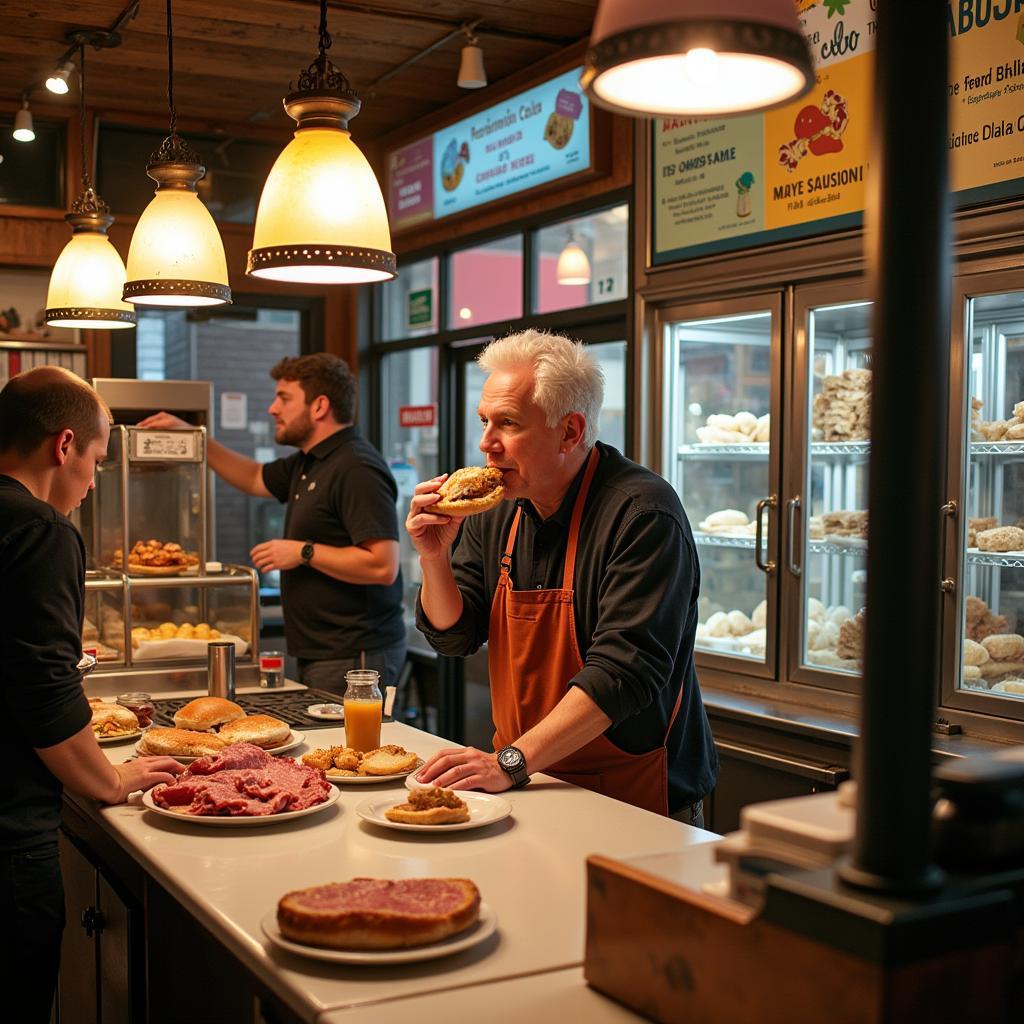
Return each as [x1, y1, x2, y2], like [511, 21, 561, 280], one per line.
[664, 308, 776, 664]
[960, 287, 1024, 702]
[800, 301, 873, 679]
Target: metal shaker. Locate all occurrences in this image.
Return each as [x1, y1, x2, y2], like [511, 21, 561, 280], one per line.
[207, 641, 236, 701]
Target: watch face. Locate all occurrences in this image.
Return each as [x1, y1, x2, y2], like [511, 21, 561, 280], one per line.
[301, 542, 314, 561]
[499, 747, 521, 770]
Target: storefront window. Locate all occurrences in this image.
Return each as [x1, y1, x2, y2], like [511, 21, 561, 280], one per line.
[533, 205, 628, 315]
[590, 340, 627, 453]
[0, 117, 65, 208]
[447, 235, 523, 329]
[378, 257, 439, 342]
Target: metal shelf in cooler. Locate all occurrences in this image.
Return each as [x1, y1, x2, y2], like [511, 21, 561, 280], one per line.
[969, 441, 1024, 456]
[677, 443, 768, 458]
[692, 532, 764, 549]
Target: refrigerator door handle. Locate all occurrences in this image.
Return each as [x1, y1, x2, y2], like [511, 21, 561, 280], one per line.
[754, 494, 777, 575]
[940, 499, 957, 593]
[786, 496, 802, 577]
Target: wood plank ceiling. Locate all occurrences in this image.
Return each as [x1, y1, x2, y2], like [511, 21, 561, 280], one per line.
[1, 0, 597, 141]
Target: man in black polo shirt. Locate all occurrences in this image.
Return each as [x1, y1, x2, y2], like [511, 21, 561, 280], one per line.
[0, 367, 182, 1021]
[142, 354, 404, 692]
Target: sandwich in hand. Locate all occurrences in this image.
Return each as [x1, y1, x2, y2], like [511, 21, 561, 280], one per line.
[431, 467, 504, 517]
[385, 787, 470, 825]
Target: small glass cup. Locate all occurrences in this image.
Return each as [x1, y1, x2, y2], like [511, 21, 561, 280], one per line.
[259, 650, 285, 688]
[116, 691, 155, 729]
[343, 669, 382, 752]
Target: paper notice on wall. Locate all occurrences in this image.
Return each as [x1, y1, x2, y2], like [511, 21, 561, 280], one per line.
[221, 392, 248, 430]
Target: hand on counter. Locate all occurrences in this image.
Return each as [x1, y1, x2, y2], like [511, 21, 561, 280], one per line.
[414, 746, 512, 793]
[251, 539, 303, 572]
[110, 756, 183, 804]
[406, 475, 462, 563]
[137, 411, 190, 430]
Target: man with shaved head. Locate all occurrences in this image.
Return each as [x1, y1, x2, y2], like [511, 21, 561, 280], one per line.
[0, 367, 181, 1021]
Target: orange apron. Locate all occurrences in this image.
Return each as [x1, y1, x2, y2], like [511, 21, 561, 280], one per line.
[488, 447, 683, 816]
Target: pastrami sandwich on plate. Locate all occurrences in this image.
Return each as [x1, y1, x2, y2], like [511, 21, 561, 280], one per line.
[432, 467, 504, 517]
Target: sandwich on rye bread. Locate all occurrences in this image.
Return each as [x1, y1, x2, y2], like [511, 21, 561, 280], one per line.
[277, 877, 481, 949]
[173, 696, 244, 732]
[385, 787, 470, 825]
[431, 467, 504, 517]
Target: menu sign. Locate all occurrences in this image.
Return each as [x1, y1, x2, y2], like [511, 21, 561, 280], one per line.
[388, 67, 591, 231]
[651, 0, 1024, 266]
[131, 430, 200, 461]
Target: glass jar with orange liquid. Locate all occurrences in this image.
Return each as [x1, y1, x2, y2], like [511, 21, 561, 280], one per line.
[343, 669, 383, 752]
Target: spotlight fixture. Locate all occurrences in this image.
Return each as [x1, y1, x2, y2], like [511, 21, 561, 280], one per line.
[123, 0, 231, 307]
[581, 0, 814, 118]
[556, 232, 591, 286]
[457, 25, 487, 90]
[46, 60, 75, 95]
[46, 44, 135, 330]
[246, 0, 396, 285]
[12, 96, 34, 142]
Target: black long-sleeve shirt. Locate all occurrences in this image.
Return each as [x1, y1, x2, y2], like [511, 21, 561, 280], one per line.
[417, 443, 718, 810]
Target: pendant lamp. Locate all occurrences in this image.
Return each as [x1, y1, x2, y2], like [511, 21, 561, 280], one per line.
[13, 96, 34, 142]
[123, 0, 230, 307]
[46, 45, 135, 330]
[457, 26, 488, 90]
[581, 0, 815, 118]
[556, 233, 591, 286]
[246, 0, 396, 285]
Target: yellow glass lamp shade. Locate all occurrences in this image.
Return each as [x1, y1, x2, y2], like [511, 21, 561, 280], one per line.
[46, 228, 135, 329]
[124, 186, 231, 306]
[248, 127, 396, 285]
[556, 241, 592, 286]
[582, 0, 814, 117]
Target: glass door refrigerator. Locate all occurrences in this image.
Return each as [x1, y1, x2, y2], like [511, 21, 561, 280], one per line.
[658, 294, 783, 680]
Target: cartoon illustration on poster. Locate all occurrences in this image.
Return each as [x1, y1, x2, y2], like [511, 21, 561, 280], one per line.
[440, 139, 470, 192]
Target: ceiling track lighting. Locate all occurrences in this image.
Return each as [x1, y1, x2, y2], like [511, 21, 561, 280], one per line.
[123, 0, 231, 307]
[246, 0, 396, 286]
[46, 60, 75, 95]
[581, 0, 815, 118]
[12, 95, 34, 142]
[457, 24, 487, 90]
[45, 44, 136, 330]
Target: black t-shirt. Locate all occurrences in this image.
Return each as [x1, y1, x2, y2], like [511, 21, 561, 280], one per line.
[262, 427, 404, 660]
[0, 476, 91, 852]
[416, 443, 719, 811]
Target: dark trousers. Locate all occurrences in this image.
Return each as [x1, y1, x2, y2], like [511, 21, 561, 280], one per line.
[0, 841, 65, 1023]
[298, 640, 407, 697]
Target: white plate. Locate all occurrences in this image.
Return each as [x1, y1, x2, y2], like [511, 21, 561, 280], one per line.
[326, 758, 423, 785]
[96, 728, 144, 745]
[141, 783, 339, 825]
[306, 703, 344, 720]
[136, 730, 305, 764]
[356, 792, 512, 833]
[260, 902, 497, 965]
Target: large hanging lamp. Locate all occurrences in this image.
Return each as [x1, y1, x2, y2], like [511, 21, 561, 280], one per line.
[246, 0, 396, 285]
[581, 0, 815, 118]
[123, 0, 230, 307]
[556, 231, 592, 286]
[46, 44, 135, 330]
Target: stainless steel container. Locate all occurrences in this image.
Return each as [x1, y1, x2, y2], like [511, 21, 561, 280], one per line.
[207, 641, 236, 701]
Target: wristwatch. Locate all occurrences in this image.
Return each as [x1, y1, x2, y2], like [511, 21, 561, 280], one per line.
[496, 745, 530, 788]
[300, 540, 315, 564]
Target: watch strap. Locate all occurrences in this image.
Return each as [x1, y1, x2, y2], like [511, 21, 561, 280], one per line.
[498, 745, 530, 788]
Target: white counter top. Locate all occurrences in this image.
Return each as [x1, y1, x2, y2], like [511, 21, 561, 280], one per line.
[86, 722, 717, 1022]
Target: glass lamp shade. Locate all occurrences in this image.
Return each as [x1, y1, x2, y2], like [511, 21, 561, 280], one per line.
[556, 241, 592, 286]
[124, 187, 231, 306]
[582, 0, 814, 117]
[247, 127, 396, 285]
[13, 104, 34, 142]
[46, 229, 136, 329]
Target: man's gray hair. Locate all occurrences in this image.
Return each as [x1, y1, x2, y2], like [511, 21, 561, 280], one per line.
[477, 330, 604, 447]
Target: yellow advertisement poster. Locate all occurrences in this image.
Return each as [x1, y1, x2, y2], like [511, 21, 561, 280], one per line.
[948, 4, 1024, 198]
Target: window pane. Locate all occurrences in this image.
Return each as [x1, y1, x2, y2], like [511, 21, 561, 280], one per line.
[377, 257, 439, 341]
[533, 205, 628, 315]
[961, 288, 1024, 706]
[97, 125, 280, 222]
[0, 117, 65, 208]
[462, 359, 488, 466]
[590, 340, 627, 453]
[448, 235, 522, 329]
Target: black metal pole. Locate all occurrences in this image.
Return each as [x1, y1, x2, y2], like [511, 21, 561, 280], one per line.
[839, 1, 950, 894]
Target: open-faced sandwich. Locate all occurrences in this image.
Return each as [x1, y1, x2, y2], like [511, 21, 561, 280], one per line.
[385, 787, 470, 825]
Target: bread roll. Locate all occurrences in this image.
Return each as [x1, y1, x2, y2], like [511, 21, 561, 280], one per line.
[173, 696, 245, 732]
[980, 633, 1024, 662]
[360, 745, 420, 776]
[218, 714, 290, 749]
[139, 728, 227, 757]
[992, 678, 1024, 694]
[702, 509, 749, 529]
[751, 600, 767, 630]
[962, 665, 982, 680]
[726, 610, 752, 636]
[962, 638, 990, 666]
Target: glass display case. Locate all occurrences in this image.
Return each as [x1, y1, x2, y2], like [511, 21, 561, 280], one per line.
[661, 297, 781, 676]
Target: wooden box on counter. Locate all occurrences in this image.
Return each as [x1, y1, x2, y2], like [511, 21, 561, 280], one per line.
[584, 849, 1018, 1024]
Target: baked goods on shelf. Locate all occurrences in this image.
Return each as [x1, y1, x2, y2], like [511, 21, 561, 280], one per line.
[976, 526, 1024, 552]
[302, 744, 420, 778]
[967, 517, 998, 546]
[385, 788, 471, 825]
[812, 368, 871, 442]
[696, 509, 757, 537]
[970, 397, 984, 440]
[977, 399, 1024, 441]
[697, 600, 767, 641]
[132, 622, 222, 647]
[962, 638, 990, 667]
[820, 510, 868, 539]
[694, 411, 770, 445]
[114, 539, 199, 574]
[965, 595, 1008, 642]
[277, 878, 481, 950]
[836, 609, 865, 661]
[991, 679, 1024, 695]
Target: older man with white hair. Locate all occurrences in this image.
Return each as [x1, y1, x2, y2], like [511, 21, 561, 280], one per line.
[406, 330, 717, 823]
